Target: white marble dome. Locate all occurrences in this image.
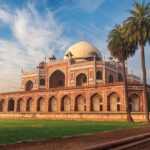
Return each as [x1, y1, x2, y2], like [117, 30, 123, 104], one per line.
[64, 41, 102, 60]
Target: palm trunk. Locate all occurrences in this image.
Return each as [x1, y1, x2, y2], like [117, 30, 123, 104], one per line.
[140, 44, 149, 122]
[122, 60, 133, 122]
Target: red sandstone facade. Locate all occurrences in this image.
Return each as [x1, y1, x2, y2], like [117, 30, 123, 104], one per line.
[0, 41, 149, 121]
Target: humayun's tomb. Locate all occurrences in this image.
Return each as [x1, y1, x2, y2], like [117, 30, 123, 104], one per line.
[0, 40, 150, 121]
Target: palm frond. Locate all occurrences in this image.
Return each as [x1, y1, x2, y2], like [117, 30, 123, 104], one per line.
[107, 25, 137, 62]
[123, 1, 150, 46]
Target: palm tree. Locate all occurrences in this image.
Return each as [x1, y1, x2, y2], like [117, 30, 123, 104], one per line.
[123, 1, 150, 122]
[107, 25, 137, 122]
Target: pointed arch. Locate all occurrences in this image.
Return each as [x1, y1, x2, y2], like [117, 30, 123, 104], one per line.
[75, 94, 86, 111]
[90, 93, 103, 111]
[107, 92, 121, 111]
[26, 98, 34, 112]
[25, 80, 33, 91]
[118, 73, 123, 82]
[129, 94, 140, 112]
[76, 73, 87, 86]
[61, 95, 71, 111]
[96, 71, 103, 80]
[17, 98, 24, 112]
[48, 96, 57, 112]
[8, 99, 15, 112]
[37, 97, 45, 112]
[109, 75, 114, 83]
[49, 70, 65, 88]
[40, 79, 45, 86]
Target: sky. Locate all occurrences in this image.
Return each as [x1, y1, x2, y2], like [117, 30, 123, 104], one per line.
[0, 0, 149, 92]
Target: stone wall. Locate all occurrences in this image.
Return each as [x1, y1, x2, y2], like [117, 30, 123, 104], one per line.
[0, 112, 149, 122]
[0, 83, 147, 122]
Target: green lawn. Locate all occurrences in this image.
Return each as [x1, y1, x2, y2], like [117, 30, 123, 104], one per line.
[0, 119, 146, 145]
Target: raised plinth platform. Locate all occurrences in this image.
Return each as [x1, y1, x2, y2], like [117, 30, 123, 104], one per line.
[0, 112, 149, 122]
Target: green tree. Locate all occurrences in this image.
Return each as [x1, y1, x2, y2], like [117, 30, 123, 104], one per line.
[107, 25, 137, 122]
[124, 1, 150, 122]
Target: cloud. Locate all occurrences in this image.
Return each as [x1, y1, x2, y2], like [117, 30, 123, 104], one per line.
[0, 8, 13, 24]
[73, 0, 104, 13]
[0, 0, 149, 93]
[0, 3, 71, 92]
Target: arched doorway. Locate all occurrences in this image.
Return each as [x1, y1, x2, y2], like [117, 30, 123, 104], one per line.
[49, 70, 65, 88]
[61, 95, 71, 111]
[0, 99, 4, 112]
[17, 99, 24, 112]
[129, 94, 140, 112]
[8, 99, 15, 112]
[25, 80, 33, 91]
[109, 75, 114, 83]
[96, 71, 103, 80]
[37, 97, 45, 112]
[26, 98, 34, 112]
[48, 97, 57, 112]
[118, 73, 123, 82]
[90, 94, 103, 111]
[75, 95, 86, 111]
[40, 79, 45, 86]
[76, 73, 87, 86]
[108, 93, 121, 111]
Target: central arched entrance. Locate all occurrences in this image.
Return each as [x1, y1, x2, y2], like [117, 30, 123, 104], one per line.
[75, 95, 86, 111]
[76, 73, 87, 86]
[49, 70, 65, 88]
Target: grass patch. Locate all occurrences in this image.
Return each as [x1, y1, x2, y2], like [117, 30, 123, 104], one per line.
[0, 119, 147, 145]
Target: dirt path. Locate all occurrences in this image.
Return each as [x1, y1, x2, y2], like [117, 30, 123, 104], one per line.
[125, 140, 150, 150]
[0, 126, 150, 150]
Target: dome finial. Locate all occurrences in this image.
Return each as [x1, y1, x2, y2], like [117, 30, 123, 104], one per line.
[81, 32, 86, 41]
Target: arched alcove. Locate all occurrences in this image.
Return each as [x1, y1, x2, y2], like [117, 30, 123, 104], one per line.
[108, 93, 121, 111]
[17, 99, 24, 112]
[48, 96, 57, 112]
[109, 75, 114, 83]
[49, 70, 65, 88]
[90, 94, 103, 111]
[118, 73, 123, 82]
[75, 95, 86, 111]
[76, 73, 87, 86]
[61, 95, 71, 111]
[40, 79, 45, 86]
[37, 97, 45, 112]
[129, 94, 140, 112]
[8, 99, 15, 112]
[26, 98, 34, 112]
[25, 80, 33, 91]
[96, 71, 103, 80]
